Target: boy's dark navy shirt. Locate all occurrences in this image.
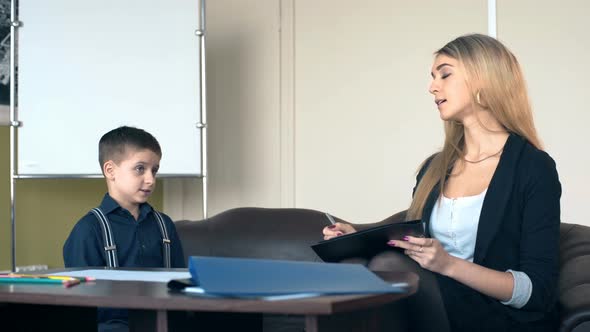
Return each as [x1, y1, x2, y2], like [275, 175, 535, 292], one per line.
[63, 193, 186, 331]
[63, 193, 185, 268]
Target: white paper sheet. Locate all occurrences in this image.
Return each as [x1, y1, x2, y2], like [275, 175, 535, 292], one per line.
[50, 269, 191, 282]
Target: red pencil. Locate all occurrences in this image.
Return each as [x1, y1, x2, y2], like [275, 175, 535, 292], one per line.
[63, 279, 81, 288]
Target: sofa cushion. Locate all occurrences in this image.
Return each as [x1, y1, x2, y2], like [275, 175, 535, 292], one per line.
[175, 207, 331, 263]
[559, 222, 590, 329]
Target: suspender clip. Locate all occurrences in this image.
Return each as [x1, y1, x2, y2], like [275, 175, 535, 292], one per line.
[162, 239, 171, 244]
[104, 245, 117, 251]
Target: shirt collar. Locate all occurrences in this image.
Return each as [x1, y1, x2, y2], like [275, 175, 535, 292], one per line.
[99, 193, 154, 220]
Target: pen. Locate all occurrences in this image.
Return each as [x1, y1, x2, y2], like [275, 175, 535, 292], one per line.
[325, 212, 337, 225]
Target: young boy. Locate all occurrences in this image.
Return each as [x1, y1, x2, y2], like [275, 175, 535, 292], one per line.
[63, 126, 185, 332]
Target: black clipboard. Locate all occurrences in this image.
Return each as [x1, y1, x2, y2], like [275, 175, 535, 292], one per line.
[311, 220, 426, 262]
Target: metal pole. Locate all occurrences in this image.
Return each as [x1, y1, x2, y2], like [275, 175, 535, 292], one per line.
[488, 0, 497, 38]
[196, 0, 208, 219]
[9, 0, 20, 272]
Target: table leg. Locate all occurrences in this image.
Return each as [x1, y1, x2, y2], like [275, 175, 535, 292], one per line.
[305, 301, 409, 332]
[129, 309, 168, 332]
[130, 310, 262, 332]
[0, 303, 96, 331]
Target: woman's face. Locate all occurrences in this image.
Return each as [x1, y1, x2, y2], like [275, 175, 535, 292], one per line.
[429, 55, 473, 122]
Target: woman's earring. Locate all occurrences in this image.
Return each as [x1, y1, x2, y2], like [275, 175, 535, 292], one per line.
[476, 91, 482, 105]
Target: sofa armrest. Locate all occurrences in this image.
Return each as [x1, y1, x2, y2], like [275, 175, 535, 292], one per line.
[175, 207, 329, 262]
[560, 306, 590, 332]
[559, 223, 590, 332]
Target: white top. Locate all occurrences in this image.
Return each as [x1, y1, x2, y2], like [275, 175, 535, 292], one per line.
[429, 189, 487, 262]
[429, 188, 532, 308]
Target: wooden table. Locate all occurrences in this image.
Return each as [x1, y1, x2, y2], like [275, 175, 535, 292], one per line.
[0, 270, 417, 332]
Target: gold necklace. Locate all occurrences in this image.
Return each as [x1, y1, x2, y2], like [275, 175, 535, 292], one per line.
[463, 147, 504, 164]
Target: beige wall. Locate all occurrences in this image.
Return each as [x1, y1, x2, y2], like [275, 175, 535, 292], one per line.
[293, 0, 486, 222]
[164, 0, 283, 220]
[166, 0, 486, 223]
[154, 1, 590, 227]
[497, 0, 590, 224]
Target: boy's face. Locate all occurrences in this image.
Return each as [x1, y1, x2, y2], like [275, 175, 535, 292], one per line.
[104, 148, 161, 212]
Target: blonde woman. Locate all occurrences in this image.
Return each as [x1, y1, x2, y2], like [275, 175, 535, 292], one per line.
[323, 34, 560, 332]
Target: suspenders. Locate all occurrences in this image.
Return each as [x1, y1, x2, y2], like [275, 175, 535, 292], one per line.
[91, 208, 119, 267]
[153, 211, 172, 269]
[90, 208, 172, 268]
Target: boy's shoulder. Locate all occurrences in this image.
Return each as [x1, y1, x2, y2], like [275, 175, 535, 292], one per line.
[69, 194, 111, 232]
[68, 211, 102, 237]
[151, 209, 175, 223]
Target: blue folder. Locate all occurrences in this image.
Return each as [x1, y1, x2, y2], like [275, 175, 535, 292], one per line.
[188, 256, 408, 298]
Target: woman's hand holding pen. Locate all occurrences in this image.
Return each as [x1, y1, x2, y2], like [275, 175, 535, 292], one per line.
[388, 236, 456, 276]
[322, 223, 357, 240]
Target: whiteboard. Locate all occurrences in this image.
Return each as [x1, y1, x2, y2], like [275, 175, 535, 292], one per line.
[17, 1, 202, 176]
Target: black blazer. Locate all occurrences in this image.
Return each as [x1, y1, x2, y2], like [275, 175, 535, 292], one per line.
[416, 134, 561, 323]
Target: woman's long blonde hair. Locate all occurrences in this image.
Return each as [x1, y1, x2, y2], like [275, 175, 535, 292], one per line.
[406, 34, 541, 220]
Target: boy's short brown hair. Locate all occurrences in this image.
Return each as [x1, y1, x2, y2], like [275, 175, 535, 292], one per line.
[98, 126, 162, 172]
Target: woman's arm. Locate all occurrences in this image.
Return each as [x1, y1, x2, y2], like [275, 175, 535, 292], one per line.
[444, 255, 514, 301]
[392, 236, 514, 301]
[513, 151, 561, 311]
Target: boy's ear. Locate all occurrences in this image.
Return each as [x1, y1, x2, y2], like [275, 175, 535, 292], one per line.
[103, 160, 116, 180]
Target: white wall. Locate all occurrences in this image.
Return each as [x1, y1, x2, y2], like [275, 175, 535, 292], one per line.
[498, 0, 590, 224]
[165, 0, 590, 226]
[293, 0, 486, 223]
[164, 0, 282, 219]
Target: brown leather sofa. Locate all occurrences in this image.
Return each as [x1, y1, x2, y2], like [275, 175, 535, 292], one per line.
[175, 207, 590, 332]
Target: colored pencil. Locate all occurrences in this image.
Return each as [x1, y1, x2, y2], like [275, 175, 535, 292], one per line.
[0, 277, 81, 287]
[0, 274, 96, 282]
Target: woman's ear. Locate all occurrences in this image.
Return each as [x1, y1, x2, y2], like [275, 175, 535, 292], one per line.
[103, 160, 116, 181]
